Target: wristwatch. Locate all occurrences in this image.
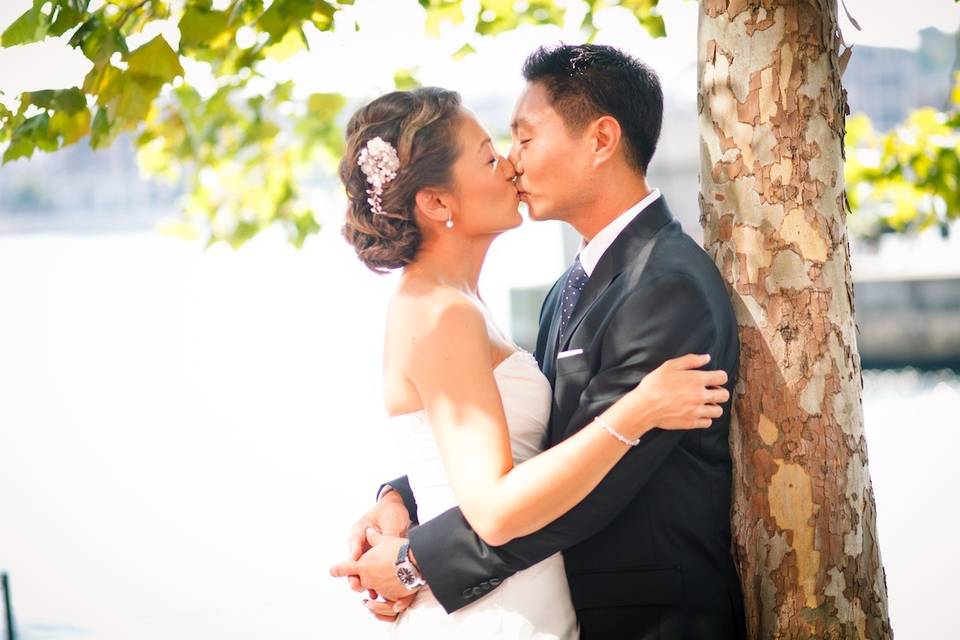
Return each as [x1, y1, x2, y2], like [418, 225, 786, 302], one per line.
[395, 541, 426, 590]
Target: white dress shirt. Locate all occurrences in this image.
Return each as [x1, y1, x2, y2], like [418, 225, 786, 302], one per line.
[577, 189, 661, 277]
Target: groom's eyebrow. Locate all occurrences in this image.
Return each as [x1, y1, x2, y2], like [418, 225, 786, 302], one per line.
[510, 117, 530, 132]
[478, 137, 492, 151]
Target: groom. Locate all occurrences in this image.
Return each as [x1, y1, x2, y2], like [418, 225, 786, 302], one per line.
[332, 44, 746, 639]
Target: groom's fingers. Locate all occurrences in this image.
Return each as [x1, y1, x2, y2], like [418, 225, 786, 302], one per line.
[666, 353, 711, 370]
[698, 404, 724, 419]
[365, 526, 384, 546]
[699, 370, 729, 387]
[348, 527, 366, 560]
[705, 387, 730, 404]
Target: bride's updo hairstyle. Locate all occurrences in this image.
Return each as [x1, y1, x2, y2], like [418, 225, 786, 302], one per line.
[340, 87, 463, 274]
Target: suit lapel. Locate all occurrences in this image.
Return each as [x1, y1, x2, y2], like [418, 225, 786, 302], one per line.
[541, 265, 572, 385]
[558, 196, 675, 352]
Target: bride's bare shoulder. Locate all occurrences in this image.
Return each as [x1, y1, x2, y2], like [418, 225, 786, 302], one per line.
[387, 277, 484, 343]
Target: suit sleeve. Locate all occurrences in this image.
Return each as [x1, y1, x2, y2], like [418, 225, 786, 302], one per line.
[379, 475, 419, 526]
[408, 273, 720, 613]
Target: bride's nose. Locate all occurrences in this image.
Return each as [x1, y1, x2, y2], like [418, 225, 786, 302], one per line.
[497, 154, 517, 180]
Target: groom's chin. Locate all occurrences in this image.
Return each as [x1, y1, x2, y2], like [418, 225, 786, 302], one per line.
[524, 207, 550, 222]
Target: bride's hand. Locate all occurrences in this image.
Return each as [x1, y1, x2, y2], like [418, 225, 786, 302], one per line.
[605, 353, 730, 439]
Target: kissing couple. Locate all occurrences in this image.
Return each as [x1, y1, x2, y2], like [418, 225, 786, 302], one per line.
[330, 44, 747, 640]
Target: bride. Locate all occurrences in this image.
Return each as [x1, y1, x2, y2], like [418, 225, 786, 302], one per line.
[337, 87, 729, 639]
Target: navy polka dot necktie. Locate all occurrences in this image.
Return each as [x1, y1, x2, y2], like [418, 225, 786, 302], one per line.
[558, 256, 589, 342]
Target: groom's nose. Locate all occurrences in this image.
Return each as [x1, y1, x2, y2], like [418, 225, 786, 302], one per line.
[507, 144, 523, 175]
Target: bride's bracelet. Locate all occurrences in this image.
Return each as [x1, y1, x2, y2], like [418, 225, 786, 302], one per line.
[594, 414, 641, 447]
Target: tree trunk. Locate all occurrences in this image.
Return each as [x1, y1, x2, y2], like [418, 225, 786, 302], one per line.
[697, 1, 892, 637]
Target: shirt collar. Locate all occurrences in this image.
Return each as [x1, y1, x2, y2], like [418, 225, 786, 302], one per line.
[577, 189, 661, 277]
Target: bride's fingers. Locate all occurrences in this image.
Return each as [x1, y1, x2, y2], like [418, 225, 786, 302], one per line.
[394, 593, 416, 612]
[364, 598, 401, 620]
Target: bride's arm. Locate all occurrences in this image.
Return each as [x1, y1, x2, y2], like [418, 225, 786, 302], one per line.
[407, 295, 727, 547]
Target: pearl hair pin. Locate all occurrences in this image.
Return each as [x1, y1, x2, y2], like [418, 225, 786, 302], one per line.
[357, 136, 400, 216]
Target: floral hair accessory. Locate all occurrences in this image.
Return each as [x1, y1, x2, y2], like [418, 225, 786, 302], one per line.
[357, 136, 400, 215]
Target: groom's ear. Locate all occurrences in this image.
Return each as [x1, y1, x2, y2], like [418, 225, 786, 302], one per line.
[590, 115, 623, 167]
[414, 187, 454, 225]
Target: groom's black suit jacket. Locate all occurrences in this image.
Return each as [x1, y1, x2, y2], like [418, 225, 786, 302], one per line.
[386, 197, 746, 639]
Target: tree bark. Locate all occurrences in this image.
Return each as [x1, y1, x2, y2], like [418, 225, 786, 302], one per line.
[697, 1, 892, 637]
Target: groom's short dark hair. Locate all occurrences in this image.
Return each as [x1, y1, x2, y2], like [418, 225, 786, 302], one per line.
[521, 44, 663, 174]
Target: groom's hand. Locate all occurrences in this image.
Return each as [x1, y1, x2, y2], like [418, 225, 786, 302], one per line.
[330, 529, 421, 602]
[345, 489, 411, 594]
[348, 489, 410, 559]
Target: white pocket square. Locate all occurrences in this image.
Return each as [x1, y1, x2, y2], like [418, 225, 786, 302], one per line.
[557, 348, 584, 359]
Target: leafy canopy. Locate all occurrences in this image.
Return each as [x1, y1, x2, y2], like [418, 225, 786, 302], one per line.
[0, 0, 665, 247]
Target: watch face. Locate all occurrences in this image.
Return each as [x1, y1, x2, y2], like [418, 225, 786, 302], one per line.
[397, 565, 417, 587]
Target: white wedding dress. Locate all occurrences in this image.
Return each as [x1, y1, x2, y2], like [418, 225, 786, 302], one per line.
[390, 349, 579, 639]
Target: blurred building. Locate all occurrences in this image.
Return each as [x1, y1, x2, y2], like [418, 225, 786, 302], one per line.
[845, 27, 957, 130]
[0, 135, 180, 234]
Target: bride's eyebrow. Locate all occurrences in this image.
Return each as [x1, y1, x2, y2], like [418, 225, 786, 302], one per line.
[478, 137, 493, 152]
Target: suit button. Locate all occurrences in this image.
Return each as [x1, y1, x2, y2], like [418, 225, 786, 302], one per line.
[490, 578, 501, 587]
[462, 588, 474, 599]
[472, 586, 483, 596]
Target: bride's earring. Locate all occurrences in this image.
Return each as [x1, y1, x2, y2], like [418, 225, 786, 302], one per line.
[445, 215, 454, 229]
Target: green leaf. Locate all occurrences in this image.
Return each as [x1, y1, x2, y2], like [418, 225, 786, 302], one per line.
[127, 35, 184, 83]
[48, 0, 88, 37]
[70, 17, 127, 64]
[307, 92, 346, 120]
[259, 0, 315, 41]
[178, 7, 229, 49]
[114, 75, 165, 123]
[639, 13, 666, 38]
[1, 3, 50, 47]
[312, 1, 337, 31]
[19, 87, 87, 118]
[50, 106, 91, 144]
[19, 89, 57, 113]
[54, 87, 87, 114]
[3, 113, 51, 163]
[393, 68, 420, 91]
[453, 42, 476, 60]
[422, 0, 465, 37]
[90, 107, 111, 148]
